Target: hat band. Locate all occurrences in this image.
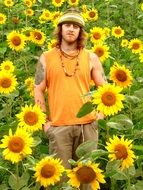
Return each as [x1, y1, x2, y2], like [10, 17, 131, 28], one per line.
[58, 14, 85, 27]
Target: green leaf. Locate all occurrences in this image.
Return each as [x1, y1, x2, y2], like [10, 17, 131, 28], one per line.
[75, 140, 97, 158]
[107, 114, 133, 130]
[105, 160, 121, 177]
[91, 149, 108, 160]
[76, 101, 94, 118]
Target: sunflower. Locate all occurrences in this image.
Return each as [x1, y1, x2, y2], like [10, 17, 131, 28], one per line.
[7, 30, 26, 51]
[68, 0, 79, 6]
[90, 27, 106, 43]
[4, 0, 14, 7]
[139, 53, 143, 63]
[24, 0, 33, 7]
[0, 72, 17, 94]
[92, 83, 125, 116]
[128, 38, 143, 54]
[41, 9, 51, 21]
[52, 0, 65, 7]
[109, 62, 133, 88]
[141, 3, 143, 11]
[30, 29, 46, 45]
[34, 157, 65, 187]
[51, 11, 62, 26]
[25, 77, 34, 96]
[103, 27, 111, 37]
[0, 127, 33, 163]
[0, 13, 7, 24]
[16, 104, 46, 132]
[121, 39, 129, 47]
[106, 135, 136, 170]
[112, 26, 124, 38]
[0, 60, 15, 73]
[67, 160, 105, 190]
[47, 39, 57, 50]
[86, 8, 98, 21]
[21, 27, 33, 41]
[92, 44, 110, 62]
[24, 8, 34, 16]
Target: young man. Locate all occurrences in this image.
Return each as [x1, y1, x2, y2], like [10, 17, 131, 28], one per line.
[34, 8, 106, 190]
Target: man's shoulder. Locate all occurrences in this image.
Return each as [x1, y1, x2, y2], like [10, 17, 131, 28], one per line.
[43, 47, 58, 57]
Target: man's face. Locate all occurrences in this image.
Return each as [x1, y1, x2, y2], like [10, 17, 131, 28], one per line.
[61, 22, 80, 43]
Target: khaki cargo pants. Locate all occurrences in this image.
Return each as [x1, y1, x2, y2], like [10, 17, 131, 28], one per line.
[46, 121, 98, 190]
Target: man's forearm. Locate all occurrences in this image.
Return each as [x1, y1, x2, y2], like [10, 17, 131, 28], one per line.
[34, 89, 46, 112]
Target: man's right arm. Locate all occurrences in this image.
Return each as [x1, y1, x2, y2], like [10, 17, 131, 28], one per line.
[34, 54, 47, 113]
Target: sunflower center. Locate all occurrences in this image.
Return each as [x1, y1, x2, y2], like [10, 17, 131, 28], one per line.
[0, 17, 4, 21]
[89, 11, 95, 18]
[8, 136, 25, 153]
[71, 0, 76, 2]
[7, 1, 11, 4]
[76, 166, 96, 184]
[95, 47, 104, 57]
[115, 29, 121, 34]
[132, 43, 140, 50]
[115, 144, 128, 159]
[12, 36, 21, 46]
[93, 32, 101, 40]
[4, 65, 10, 70]
[45, 13, 50, 17]
[34, 32, 42, 40]
[24, 111, 38, 126]
[55, 0, 61, 3]
[0, 77, 12, 88]
[101, 92, 116, 106]
[115, 70, 127, 82]
[41, 164, 56, 178]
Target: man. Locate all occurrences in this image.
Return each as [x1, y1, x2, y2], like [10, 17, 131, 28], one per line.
[34, 7, 106, 190]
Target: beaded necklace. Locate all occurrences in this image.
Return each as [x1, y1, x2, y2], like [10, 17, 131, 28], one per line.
[59, 48, 80, 77]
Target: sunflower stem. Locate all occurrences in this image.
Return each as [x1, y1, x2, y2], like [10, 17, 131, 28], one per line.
[16, 162, 20, 189]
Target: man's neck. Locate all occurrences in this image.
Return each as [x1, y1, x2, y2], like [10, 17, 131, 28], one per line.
[60, 41, 78, 53]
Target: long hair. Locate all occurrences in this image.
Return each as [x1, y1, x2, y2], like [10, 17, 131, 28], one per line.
[53, 24, 87, 49]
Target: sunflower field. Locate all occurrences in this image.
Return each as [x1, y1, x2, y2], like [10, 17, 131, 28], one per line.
[0, 0, 143, 189]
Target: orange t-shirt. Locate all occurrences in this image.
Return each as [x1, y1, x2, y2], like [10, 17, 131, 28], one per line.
[44, 47, 96, 126]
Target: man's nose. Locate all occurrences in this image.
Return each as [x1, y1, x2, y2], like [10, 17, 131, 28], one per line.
[68, 24, 74, 30]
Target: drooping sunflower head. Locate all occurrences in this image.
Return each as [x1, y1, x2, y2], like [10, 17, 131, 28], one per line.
[0, 127, 33, 163]
[128, 38, 143, 54]
[7, 30, 26, 51]
[109, 62, 133, 88]
[0, 13, 7, 24]
[0, 60, 15, 73]
[92, 83, 125, 116]
[34, 157, 65, 187]
[67, 160, 105, 190]
[30, 29, 46, 45]
[106, 135, 136, 170]
[0, 72, 17, 94]
[52, 0, 65, 7]
[4, 0, 14, 7]
[92, 44, 110, 62]
[16, 104, 46, 132]
[112, 26, 124, 38]
[86, 8, 98, 21]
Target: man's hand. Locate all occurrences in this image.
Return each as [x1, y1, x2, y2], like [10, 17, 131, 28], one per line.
[43, 121, 51, 133]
